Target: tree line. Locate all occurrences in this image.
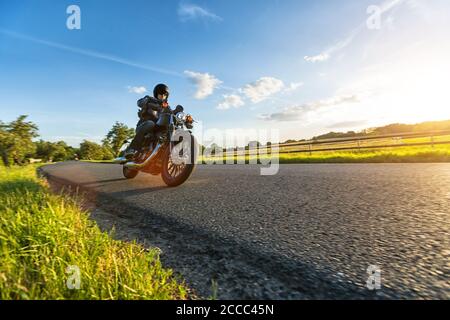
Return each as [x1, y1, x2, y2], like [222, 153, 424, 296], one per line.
[3, 115, 449, 166]
[0, 115, 134, 167]
[289, 119, 450, 143]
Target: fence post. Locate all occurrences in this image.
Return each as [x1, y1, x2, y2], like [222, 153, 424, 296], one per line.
[309, 144, 312, 156]
[431, 136, 435, 148]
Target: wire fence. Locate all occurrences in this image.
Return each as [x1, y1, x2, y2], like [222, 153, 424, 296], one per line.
[220, 129, 450, 156]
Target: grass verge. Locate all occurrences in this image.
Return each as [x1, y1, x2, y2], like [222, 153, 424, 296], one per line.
[0, 164, 188, 299]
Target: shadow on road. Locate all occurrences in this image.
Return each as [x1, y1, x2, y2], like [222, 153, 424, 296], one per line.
[106, 185, 168, 198]
[78, 178, 128, 186]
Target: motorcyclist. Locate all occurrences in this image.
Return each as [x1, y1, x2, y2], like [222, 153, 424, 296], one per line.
[124, 83, 170, 159]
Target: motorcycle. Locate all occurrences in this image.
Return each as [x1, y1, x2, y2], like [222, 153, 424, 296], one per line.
[114, 105, 198, 187]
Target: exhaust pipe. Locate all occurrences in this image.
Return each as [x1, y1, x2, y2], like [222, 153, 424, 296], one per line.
[113, 157, 128, 164]
[124, 143, 162, 169]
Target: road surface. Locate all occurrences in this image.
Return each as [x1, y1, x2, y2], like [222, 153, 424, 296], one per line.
[39, 161, 450, 299]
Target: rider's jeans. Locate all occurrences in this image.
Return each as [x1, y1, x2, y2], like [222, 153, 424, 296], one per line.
[129, 120, 155, 151]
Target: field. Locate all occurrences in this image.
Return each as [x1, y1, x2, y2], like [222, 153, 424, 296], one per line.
[203, 133, 450, 164]
[203, 145, 450, 164]
[0, 164, 189, 299]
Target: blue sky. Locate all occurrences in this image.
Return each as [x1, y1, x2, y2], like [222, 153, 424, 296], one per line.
[1, 0, 450, 147]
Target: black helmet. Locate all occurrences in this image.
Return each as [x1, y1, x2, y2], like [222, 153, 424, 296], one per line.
[153, 83, 169, 100]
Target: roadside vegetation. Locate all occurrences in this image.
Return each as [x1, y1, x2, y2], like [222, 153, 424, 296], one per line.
[2, 115, 450, 166]
[202, 145, 450, 164]
[0, 164, 188, 299]
[275, 145, 450, 163]
[0, 115, 134, 166]
[201, 122, 450, 164]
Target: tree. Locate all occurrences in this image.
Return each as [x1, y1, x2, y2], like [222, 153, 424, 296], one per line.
[0, 115, 39, 166]
[79, 140, 104, 160]
[0, 121, 13, 166]
[312, 131, 358, 140]
[79, 140, 113, 160]
[62, 143, 79, 161]
[101, 147, 114, 160]
[102, 122, 134, 156]
[35, 140, 55, 162]
[283, 139, 298, 144]
[35, 140, 75, 162]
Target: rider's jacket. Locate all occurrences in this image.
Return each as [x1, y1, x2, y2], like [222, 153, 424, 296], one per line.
[137, 96, 164, 126]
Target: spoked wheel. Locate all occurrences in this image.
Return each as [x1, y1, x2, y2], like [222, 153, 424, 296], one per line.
[123, 166, 139, 179]
[161, 139, 196, 187]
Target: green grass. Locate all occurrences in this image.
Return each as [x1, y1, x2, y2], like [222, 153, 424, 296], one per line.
[0, 164, 189, 300]
[201, 145, 450, 164]
[277, 146, 450, 163]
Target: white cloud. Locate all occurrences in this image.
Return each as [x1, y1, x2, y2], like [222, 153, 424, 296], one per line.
[184, 70, 223, 100]
[304, 29, 358, 63]
[284, 82, 304, 93]
[178, 3, 222, 22]
[326, 120, 368, 129]
[127, 86, 147, 94]
[242, 77, 285, 103]
[259, 94, 360, 122]
[310, 94, 360, 108]
[304, 53, 330, 63]
[217, 94, 245, 110]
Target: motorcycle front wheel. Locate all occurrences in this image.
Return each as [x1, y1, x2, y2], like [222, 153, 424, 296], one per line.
[161, 142, 196, 187]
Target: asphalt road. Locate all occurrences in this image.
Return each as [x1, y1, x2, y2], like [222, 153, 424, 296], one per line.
[40, 161, 450, 299]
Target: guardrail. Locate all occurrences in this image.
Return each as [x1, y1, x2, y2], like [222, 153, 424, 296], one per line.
[219, 129, 450, 156]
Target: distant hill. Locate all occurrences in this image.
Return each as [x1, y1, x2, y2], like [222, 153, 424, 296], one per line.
[369, 120, 450, 135]
[308, 119, 450, 141]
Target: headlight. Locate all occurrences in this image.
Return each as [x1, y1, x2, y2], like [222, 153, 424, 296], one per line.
[176, 112, 186, 121]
